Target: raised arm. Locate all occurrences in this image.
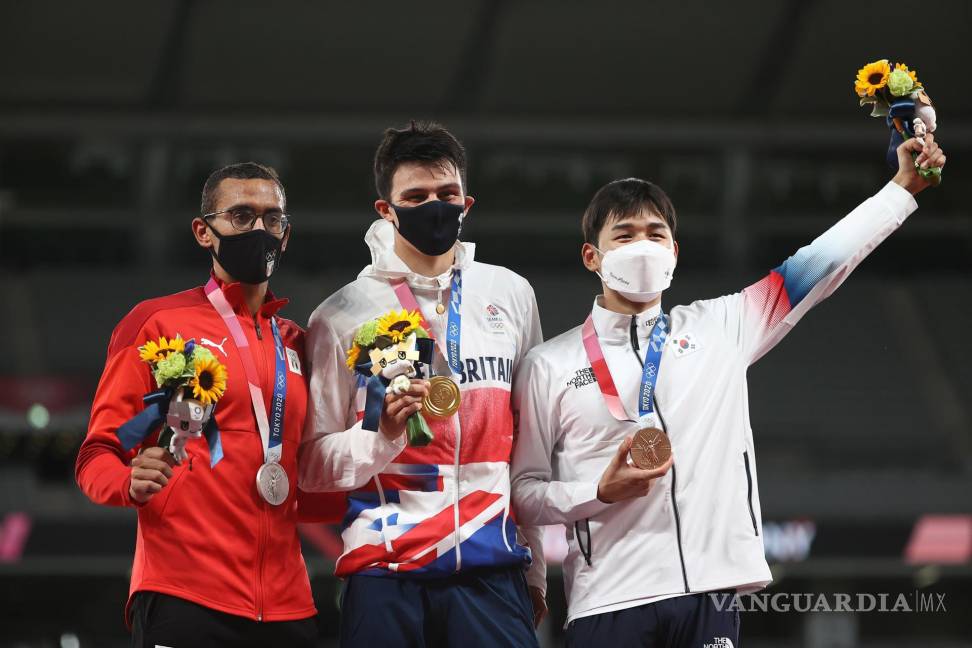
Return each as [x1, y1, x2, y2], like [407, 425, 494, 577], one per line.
[739, 135, 945, 364]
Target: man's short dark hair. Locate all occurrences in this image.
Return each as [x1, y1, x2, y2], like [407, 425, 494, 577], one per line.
[200, 162, 286, 215]
[581, 178, 677, 246]
[373, 121, 468, 201]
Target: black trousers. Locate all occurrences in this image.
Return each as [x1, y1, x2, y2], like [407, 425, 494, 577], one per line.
[566, 591, 740, 648]
[130, 591, 318, 648]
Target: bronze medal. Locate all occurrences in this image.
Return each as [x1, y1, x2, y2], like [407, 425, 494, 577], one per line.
[423, 376, 461, 418]
[629, 427, 671, 470]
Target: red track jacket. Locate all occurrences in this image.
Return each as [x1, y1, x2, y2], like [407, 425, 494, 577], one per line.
[77, 275, 327, 624]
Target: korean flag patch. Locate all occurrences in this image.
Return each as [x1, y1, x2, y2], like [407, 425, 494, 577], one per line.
[669, 332, 700, 357]
[285, 347, 302, 375]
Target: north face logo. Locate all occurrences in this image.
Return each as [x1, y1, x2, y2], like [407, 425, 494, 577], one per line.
[704, 639, 734, 648]
[567, 367, 596, 389]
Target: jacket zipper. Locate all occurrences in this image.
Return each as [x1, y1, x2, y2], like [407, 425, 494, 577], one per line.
[453, 420, 462, 571]
[255, 503, 268, 621]
[743, 451, 759, 536]
[631, 318, 690, 593]
[655, 398, 690, 593]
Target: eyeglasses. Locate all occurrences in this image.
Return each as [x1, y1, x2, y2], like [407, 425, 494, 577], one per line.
[203, 207, 290, 235]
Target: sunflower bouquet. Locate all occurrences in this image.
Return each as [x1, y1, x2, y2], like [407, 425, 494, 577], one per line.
[854, 59, 941, 184]
[346, 310, 436, 446]
[137, 335, 227, 462]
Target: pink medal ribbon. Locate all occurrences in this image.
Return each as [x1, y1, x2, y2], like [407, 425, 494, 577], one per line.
[390, 271, 463, 375]
[204, 279, 280, 464]
[581, 314, 632, 421]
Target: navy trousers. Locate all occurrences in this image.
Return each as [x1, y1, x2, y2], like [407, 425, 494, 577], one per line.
[566, 592, 740, 648]
[340, 566, 539, 648]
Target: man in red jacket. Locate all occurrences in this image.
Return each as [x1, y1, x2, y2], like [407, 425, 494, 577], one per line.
[77, 162, 426, 647]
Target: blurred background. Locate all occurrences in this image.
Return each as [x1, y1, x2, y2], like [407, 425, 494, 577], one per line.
[1, 0, 970, 646]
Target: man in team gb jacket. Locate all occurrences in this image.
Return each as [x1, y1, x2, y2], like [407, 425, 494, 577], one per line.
[511, 136, 946, 647]
[76, 162, 421, 647]
[300, 122, 546, 647]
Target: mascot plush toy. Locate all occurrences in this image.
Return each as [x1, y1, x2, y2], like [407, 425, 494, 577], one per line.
[114, 335, 225, 466]
[347, 309, 436, 446]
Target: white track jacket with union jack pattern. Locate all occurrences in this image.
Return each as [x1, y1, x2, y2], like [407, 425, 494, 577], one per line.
[300, 219, 545, 586]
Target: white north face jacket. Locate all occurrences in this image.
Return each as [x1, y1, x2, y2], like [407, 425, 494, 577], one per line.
[300, 219, 546, 586]
[511, 182, 917, 622]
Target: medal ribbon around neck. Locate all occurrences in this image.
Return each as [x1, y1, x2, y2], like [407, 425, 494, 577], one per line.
[390, 269, 463, 376]
[205, 278, 287, 464]
[581, 311, 669, 423]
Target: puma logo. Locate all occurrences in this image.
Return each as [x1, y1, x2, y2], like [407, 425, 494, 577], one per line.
[201, 337, 228, 356]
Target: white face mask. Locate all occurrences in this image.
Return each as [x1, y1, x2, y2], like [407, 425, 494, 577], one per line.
[595, 239, 677, 302]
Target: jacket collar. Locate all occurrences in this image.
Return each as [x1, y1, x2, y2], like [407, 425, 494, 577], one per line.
[590, 295, 662, 345]
[208, 270, 289, 319]
[358, 219, 475, 291]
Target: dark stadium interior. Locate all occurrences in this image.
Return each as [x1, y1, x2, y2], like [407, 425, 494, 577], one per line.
[1, 1, 970, 646]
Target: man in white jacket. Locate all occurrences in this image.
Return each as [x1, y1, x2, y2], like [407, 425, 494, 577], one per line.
[300, 121, 547, 647]
[511, 135, 946, 647]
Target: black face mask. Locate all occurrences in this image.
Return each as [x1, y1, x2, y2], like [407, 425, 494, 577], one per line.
[391, 200, 464, 256]
[206, 224, 285, 285]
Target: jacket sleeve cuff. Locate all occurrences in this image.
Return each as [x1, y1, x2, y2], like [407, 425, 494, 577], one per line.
[79, 453, 140, 508]
[878, 181, 919, 223]
[570, 482, 613, 520]
[370, 421, 407, 462]
[121, 472, 140, 507]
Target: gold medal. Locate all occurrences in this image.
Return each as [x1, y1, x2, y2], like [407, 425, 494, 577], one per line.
[423, 376, 461, 418]
[629, 427, 671, 471]
[436, 303, 446, 314]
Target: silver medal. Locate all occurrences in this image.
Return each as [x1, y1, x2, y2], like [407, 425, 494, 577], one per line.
[256, 461, 289, 506]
